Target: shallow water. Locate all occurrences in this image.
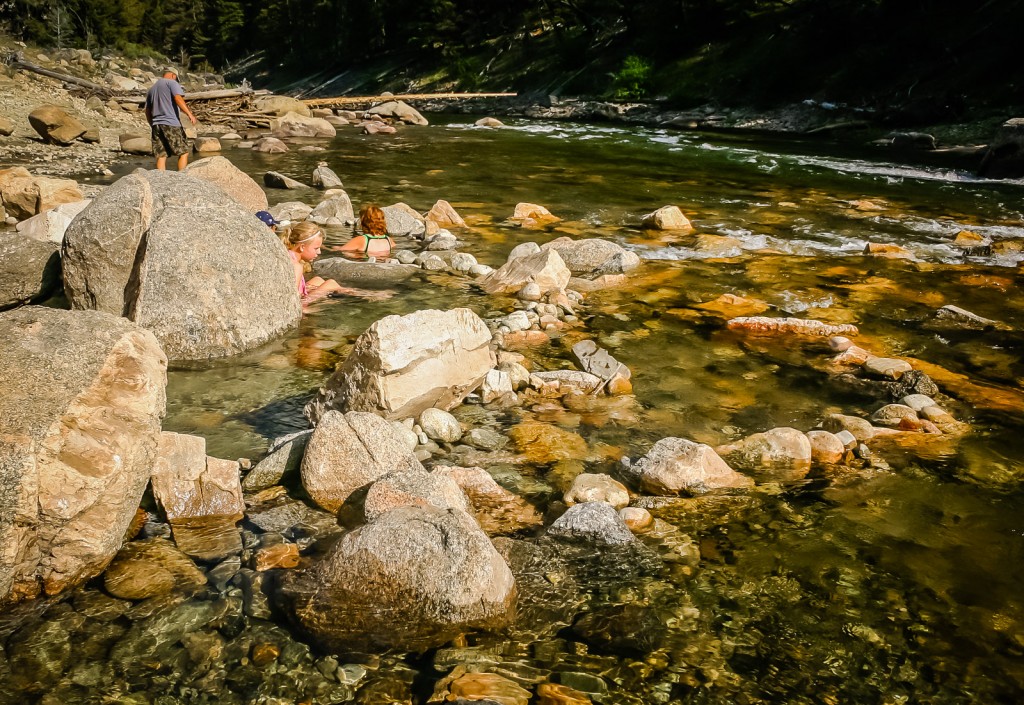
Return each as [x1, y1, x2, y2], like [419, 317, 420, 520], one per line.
[9, 117, 1024, 703]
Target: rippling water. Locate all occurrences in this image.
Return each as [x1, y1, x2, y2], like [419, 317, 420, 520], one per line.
[9, 117, 1023, 704]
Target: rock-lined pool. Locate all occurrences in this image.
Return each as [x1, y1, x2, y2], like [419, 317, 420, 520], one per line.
[4, 116, 1023, 704]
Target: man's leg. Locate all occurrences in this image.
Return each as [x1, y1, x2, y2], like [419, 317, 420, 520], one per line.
[176, 152, 189, 170]
[155, 155, 167, 170]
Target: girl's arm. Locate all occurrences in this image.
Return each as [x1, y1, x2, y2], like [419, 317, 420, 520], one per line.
[331, 236, 366, 252]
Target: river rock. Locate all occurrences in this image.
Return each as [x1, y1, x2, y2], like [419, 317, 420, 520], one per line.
[62, 169, 300, 361]
[253, 95, 312, 117]
[270, 201, 313, 222]
[805, 430, 845, 465]
[870, 404, 919, 428]
[450, 252, 478, 273]
[571, 339, 631, 391]
[253, 137, 289, 153]
[0, 166, 84, 220]
[508, 242, 541, 261]
[192, 136, 220, 153]
[864, 242, 915, 259]
[564, 474, 630, 509]
[300, 410, 424, 513]
[509, 422, 588, 464]
[0, 116, 13, 136]
[119, 132, 151, 154]
[151, 432, 244, 560]
[426, 199, 465, 227]
[308, 192, 355, 225]
[480, 368, 515, 403]
[618, 507, 653, 534]
[419, 407, 463, 443]
[432, 466, 543, 535]
[499, 361, 531, 390]
[641, 205, 693, 231]
[427, 230, 459, 251]
[933, 304, 1006, 330]
[531, 370, 603, 394]
[314, 258, 418, 286]
[367, 100, 428, 125]
[885, 369, 939, 400]
[307, 308, 494, 422]
[475, 117, 505, 127]
[0, 235, 61, 309]
[264, 171, 304, 189]
[183, 156, 268, 211]
[540, 236, 641, 276]
[863, 357, 913, 380]
[364, 469, 469, 521]
[978, 117, 1024, 179]
[363, 122, 397, 135]
[382, 202, 426, 236]
[512, 202, 560, 226]
[28, 104, 87, 145]
[242, 429, 312, 492]
[281, 505, 515, 652]
[14, 198, 91, 244]
[447, 673, 532, 705]
[271, 111, 336, 138]
[103, 538, 207, 600]
[632, 437, 753, 495]
[726, 316, 859, 337]
[0, 307, 166, 603]
[548, 502, 635, 545]
[312, 163, 343, 189]
[479, 248, 571, 296]
[821, 414, 875, 442]
[716, 427, 812, 480]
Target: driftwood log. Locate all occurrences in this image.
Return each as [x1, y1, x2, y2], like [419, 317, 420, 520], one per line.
[303, 92, 517, 108]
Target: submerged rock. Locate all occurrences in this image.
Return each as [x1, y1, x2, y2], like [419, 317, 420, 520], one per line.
[281, 505, 516, 653]
[432, 466, 543, 535]
[548, 502, 635, 545]
[306, 308, 494, 422]
[932, 304, 1008, 330]
[564, 474, 630, 509]
[0, 307, 166, 603]
[631, 437, 752, 495]
[716, 427, 812, 480]
[104, 538, 207, 600]
[62, 169, 300, 361]
[726, 316, 859, 337]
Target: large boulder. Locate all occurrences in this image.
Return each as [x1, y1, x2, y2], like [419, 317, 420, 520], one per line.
[27, 105, 87, 145]
[183, 156, 268, 212]
[0, 235, 61, 309]
[308, 192, 354, 225]
[0, 167, 83, 220]
[306, 308, 495, 422]
[540, 236, 641, 276]
[366, 100, 429, 126]
[281, 505, 515, 652]
[313, 258, 419, 287]
[0, 307, 166, 603]
[253, 95, 312, 117]
[62, 169, 301, 361]
[300, 411, 425, 513]
[978, 117, 1024, 179]
[363, 469, 469, 521]
[631, 437, 753, 495]
[478, 249, 571, 296]
[270, 112, 337, 139]
[382, 202, 426, 236]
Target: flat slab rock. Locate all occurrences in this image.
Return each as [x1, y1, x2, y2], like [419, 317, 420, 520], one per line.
[726, 316, 859, 337]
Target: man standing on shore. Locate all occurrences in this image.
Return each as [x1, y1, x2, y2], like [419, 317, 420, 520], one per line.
[145, 68, 197, 170]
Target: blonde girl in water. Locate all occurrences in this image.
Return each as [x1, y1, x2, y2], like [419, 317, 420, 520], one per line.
[281, 221, 343, 302]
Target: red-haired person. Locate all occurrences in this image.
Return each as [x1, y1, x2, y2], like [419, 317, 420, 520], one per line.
[333, 205, 394, 258]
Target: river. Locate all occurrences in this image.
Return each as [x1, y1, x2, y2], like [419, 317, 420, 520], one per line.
[4, 117, 1023, 704]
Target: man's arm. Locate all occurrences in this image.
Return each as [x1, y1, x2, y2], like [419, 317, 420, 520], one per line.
[174, 94, 197, 125]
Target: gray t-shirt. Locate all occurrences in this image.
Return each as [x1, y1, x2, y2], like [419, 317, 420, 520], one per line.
[146, 78, 184, 127]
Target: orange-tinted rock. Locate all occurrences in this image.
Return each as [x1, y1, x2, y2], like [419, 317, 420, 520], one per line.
[254, 543, 300, 571]
[251, 642, 280, 667]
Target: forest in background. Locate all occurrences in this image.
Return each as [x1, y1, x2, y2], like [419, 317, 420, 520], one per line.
[2, 0, 1022, 116]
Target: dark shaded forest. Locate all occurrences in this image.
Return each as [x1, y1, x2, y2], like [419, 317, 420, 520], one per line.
[3, 0, 1023, 112]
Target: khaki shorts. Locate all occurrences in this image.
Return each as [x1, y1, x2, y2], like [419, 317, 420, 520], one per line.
[151, 124, 190, 157]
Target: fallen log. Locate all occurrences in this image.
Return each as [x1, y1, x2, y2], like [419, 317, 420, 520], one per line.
[11, 59, 109, 94]
[303, 92, 517, 108]
[118, 88, 270, 104]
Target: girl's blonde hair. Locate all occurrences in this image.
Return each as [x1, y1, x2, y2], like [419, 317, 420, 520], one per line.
[280, 221, 323, 249]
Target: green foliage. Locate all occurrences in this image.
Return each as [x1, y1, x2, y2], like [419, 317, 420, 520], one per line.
[612, 55, 652, 101]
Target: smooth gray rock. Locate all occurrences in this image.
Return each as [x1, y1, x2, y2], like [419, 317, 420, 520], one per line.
[632, 437, 753, 495]
[540, 236, 641, 276]
[242, 430, 312, 492]
[264, 171, 304, 189]
[313, 258, 418, 286]
[312, 164, 343, 189]
[363, 469, 469, 521]
[308, 192, 354, 225]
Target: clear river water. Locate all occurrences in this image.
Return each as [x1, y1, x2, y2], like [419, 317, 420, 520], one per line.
[4, 116, 1024, 704]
